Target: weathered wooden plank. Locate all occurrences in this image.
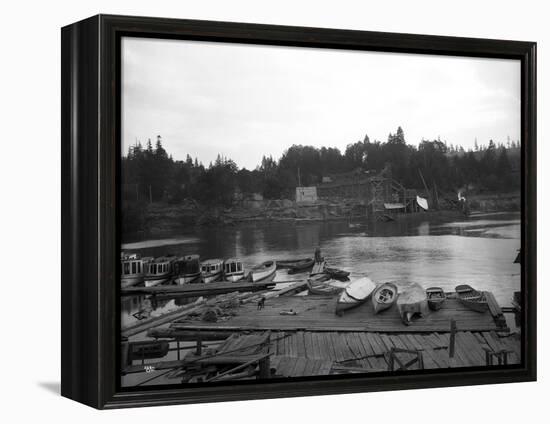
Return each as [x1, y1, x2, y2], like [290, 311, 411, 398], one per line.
[317, 360, 333, 376]
[292, 357, 309, 377]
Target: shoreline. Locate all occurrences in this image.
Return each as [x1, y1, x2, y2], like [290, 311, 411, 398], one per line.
[123, 191, 520, 241]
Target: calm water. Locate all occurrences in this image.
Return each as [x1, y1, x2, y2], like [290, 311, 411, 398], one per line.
[122, 212, 520, 309]
[121, 211, 520, 386]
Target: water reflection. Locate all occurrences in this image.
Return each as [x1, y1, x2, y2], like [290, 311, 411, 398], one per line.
[122, 212, 521, 312]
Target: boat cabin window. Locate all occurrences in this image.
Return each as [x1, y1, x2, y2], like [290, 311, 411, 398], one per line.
[131, 262, 137, 274]
[237, 263, 242, 271]
[137, 262, 141, 273]
[123, 262, 130, 275]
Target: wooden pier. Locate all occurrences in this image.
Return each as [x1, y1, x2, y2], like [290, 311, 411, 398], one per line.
[168, 291, 508, 333]
[121, 284, 520, 385]
[121, 280, 275, 297]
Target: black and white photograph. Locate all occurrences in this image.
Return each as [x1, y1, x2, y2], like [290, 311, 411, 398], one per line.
[119, 36, 523, 388]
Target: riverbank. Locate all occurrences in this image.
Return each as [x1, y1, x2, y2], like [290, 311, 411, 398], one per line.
[123, 191, 520, 239]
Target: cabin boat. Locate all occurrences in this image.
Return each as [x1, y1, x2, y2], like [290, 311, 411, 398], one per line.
[173, 255, 201, 285]
[121, 252, 145, 288]
[371, 282, 398, 314]
[200, 258, 223, 283]
[426, 287, 446, 311]
[455, 284, 489, 313]
[248, 260, 277, 282]
[335, 277, 376, 315]
[396, 282, 429, 325]
[144, 256, 174, 287]
[223, 258, 245, 282]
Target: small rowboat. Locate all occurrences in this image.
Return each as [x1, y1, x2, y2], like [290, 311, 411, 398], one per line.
[396, 282, 428, 325]
[287, 258, 315, 274]
[455, 284, 489, 312]
[248, 260, 277, 282]
[277, 258, 312, 269]
[371, 282, 398, 314]
[325, 267, 350, 281]
[426, 287, 446, 311]
[307, 276, 344, 296]
[335, 277, 376, 315]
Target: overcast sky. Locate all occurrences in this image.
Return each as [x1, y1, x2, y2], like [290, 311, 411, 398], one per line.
[122, 37, 520, 170]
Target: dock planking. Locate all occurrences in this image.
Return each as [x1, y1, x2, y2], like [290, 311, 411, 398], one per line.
[169, 294, 507, 333]
[215, 329, 519, 377]
[121, 280, 275, 297]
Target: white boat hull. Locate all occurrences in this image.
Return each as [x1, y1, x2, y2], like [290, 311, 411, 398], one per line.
[121, 275, 144, 288]
[225, 273, 245, 282]
[174, 273, 201, 285]
[202, 271, 222, 284]
[250, 266, 276, 282]
[145, 277, 170, 287]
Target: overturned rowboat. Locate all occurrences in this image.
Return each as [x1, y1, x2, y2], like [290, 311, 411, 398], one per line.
[335, 277, 376, 315]
[426, 286, 446, 311]
[455, 284, 489, 313]
[371, 282, 398, 314]
[396, 282, 429, 325]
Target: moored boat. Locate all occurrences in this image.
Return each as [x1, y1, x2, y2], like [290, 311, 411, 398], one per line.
[121, 252, 145, 288]
[287, 258, 315, 274]
[277, 258, 312, 269]
[455, 284, 489, 313]
[144, 256, 175, 287]
[426, 287, 446, 311]
[371, 282, 398, 314]
[396, 282, 429, 325]
[172, 255, 201, 285]
[307, 276, 344, 296]
[248, 260, 277, 282]
[200, 258, 223, 283]
[335, 276, 376, 315]
[223, 258, 245, 282]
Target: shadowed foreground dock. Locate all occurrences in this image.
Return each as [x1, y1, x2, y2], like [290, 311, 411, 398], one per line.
[121, 284, 519, 385]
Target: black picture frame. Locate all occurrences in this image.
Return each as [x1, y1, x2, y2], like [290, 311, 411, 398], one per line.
[61, 14, 537, 409]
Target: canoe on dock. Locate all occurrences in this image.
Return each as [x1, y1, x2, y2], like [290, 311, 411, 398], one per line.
[371, 282, 398, 314]
[335, 277, 376, 315]
[325, 267, 350, 281]
[307, 277, 344, 296]
[248, 260, 277, 282]
[455, 284, 489, 313]
[396, 282, 428, 325]
[426, 287, 446, 311]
